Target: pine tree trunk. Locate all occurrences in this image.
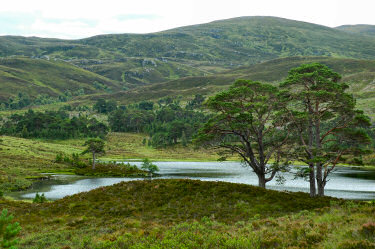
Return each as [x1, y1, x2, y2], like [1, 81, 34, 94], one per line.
[316, 163, 324, 196]
[258, 174, 266, 188]
[92, 152, 96, 170]
[308, 118, 316, 197]
[314, 114, 323, 196]
[317, 182, 325, 196]
[317, 170, 325, 196]
[309, 163, 316, 197]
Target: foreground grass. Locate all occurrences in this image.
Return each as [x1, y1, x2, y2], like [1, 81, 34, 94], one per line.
[0, 179, 373, 249]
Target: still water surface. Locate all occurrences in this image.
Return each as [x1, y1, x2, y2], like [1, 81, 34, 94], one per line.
[10, 161, 375, 200]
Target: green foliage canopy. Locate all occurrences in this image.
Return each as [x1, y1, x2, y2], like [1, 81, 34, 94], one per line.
[93, 98, 117, 113]
[141, 158, 159, 179]
[280, 63, 372, 196]
[108, 98, 209, 148]
[0, 110, 108, 139]
[82, 138, 106, 169]
[195, 79, 292, 188]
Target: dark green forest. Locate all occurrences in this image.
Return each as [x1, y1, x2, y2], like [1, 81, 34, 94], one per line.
[0, 110, 108, 139]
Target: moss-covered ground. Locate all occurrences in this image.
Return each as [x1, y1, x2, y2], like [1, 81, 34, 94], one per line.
[0, 179, 374, 248]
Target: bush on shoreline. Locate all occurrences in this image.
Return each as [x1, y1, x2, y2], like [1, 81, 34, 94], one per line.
[74, 162, 148, 177]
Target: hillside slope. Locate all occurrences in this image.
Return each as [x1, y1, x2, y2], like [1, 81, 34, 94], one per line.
[0, 57, 127, 101]
[79, 16, 375, 65]
[1, 17, 375, 84]
[78, 58, 210, 85]
[83, 57, 375, 116]
[336, 24, 375, 37]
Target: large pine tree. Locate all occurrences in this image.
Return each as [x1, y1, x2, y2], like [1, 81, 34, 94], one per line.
[195, 79, 291, 188]
[280, 63, 372, 196]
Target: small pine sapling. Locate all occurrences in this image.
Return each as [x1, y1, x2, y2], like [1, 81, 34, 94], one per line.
[141, 158, 159, 180]
[33, 193, 47, 203]
[0, 209, 21, 249]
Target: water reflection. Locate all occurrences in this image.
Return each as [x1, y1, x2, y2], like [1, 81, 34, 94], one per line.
[9, 162, 375, 200]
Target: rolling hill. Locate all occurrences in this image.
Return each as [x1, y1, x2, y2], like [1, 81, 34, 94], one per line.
[1, 16, 375, 86]
[77, 57, 210, 85]
[336, 24, 375, 37]
[2, 17, 375, 116]
[0, 57, 127, 101]
[78, 16, 375, 65]
[80, 56, 375, 116]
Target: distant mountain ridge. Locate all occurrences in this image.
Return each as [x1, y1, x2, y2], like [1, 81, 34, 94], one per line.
[336, 24, 375, 37]
[1, 16, 375, 86]
[2, 16, 375, 112]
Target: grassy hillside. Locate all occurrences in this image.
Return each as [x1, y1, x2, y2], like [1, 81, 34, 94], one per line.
[0, 179, 356, 249]
[3, 56, 374, 117]
[0, 135, 81, 192]
[0, 36, 114, 60]
[0, 57, 127, 101]
[74, 16, 375, 66]
[79, 57, 210, 85]
[78, 56, 375, 117]
[336, 24, 375, 37]
[2, 17, 375, 85]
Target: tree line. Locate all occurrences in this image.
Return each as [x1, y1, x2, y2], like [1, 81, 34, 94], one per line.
[0, 94, 209, 148]
[0, 110, 108, 139]
[0, 89, 85, 110]
[195, 63, 373, 197]
[107, 95, 209, 148]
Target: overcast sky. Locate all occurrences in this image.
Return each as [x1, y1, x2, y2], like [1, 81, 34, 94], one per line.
[0, 0, 374, 39]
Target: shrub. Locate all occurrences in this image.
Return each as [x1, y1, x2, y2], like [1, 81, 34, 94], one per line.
[141, 158, 159, 179]
[259, 235, 282, 249]
[0, 209, 21, 249]
[360, 222, 375, 238]
[338, 239, 375, 249]
[305, 231, 324, 244]
[33, 193, 47, 203]
[71, 153, 86, 168]
[55, 152, 63, 163]
[74, 162, 146, 177]
[57, 153, 87, 168]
